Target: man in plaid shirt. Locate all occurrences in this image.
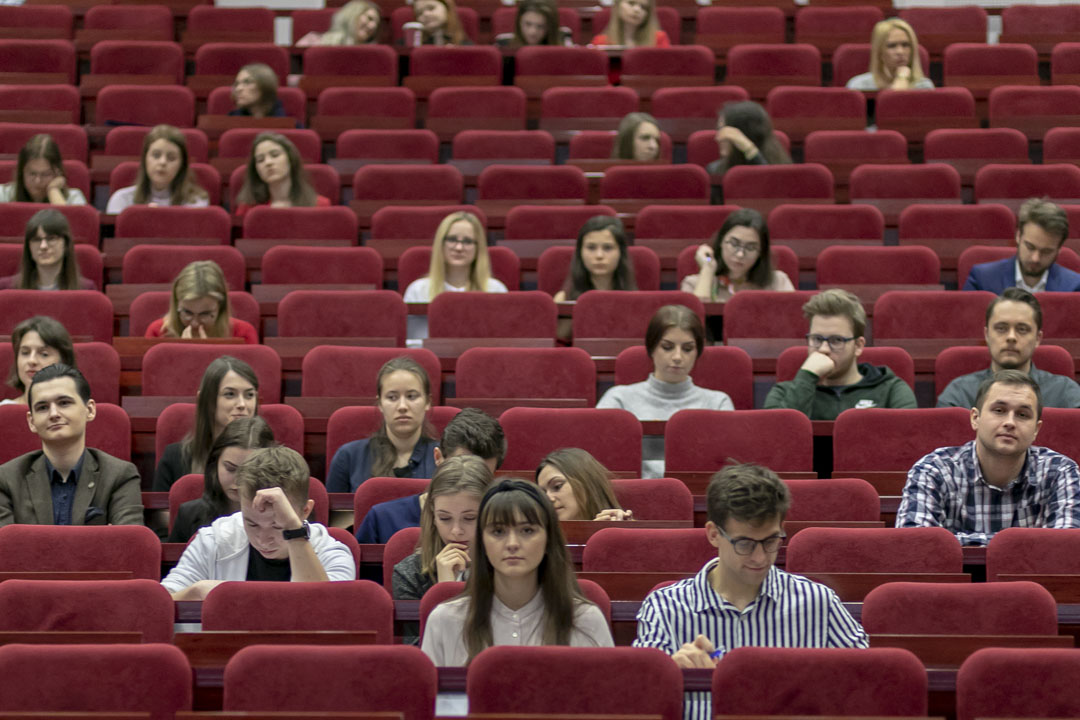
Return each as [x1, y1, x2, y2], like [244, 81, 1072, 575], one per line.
[897, 369, 1080, 546]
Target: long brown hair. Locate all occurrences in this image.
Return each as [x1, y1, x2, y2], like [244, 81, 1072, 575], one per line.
[194, 416, 275, 527]
[13, 134, 64, 203]
[368, 356, 436, 477]
[535, 448, 621, 520]
[183, 356, 260, 474]
[235, 132, 318, 208]
[6, 316, 74, 394]
[133, 124, 207, 206]
[17, 209, 83, 290]
[418, 455, 494, 576]
[712, 101, 791, 178]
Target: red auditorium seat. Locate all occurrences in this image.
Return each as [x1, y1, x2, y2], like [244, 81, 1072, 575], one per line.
[0, 402, 130, 462]
[0, 524, 160, 579]
[725, 43, 821, 100]
[120, 244, 244, 287]
[650, 86, 749, 142]
[986, 527, 1080, 580]
[96, 84, 196, 128]
[0, 290, 112, 343]
[301, 346, 441, 402]
[397, 245, 519, 292]
[768, 203, 884, 271]
[988, 85, 1080, 142]
[539, 86, 639, 139]
[935, 345, 1075, 400]
[512, 46, 606, 99]
[957, 648, 1080, 720]
[503, 205, 616, 242]
[722, 290, 817, 343]
[572, 290, 704, 340]
[428, 291, 555, 338]
[611, 478, 693, 522]
[453, 130, 555, 163]
[330, 407, 460, 472]
[426, 86, 527, 140]
[795, 5, 883, 62]
[403, 45, 499, 99]
[499, 407, 642, 472]
[816, 245, 940, 285]
[262, 245, 382, 286]
[191, 42, 289, 98]
[1037, 293, 1080, 342]
[599, 165, 710, 212]
[850, 164, 962, 226]
[1045, 127, 1080, 168]
[0, 5, 72, 39]
[538, 244, 661, 292]
[115, 205, 230, 244]
[722, 164, 834, 216]
[142, 344, 282, 401]
[944, 43, 1040, 102]
[337, 128, 439, 164]
[477, 164, 587, 203]
[832, 42, 931, 88]
[1000, 4, 1080, 57]
[0, 122, 86, 161]
[614, 345, 754, 410]
[382, 526, 422, 588]
[924, 128, 1030, 186]
[313, 87, 416, 134]
[567, 130, 672, 161]
[582, 527, 713, 573]
[301, 45, 398, 90]
[862, 581, 1058, 635]
[875, 86, 978, 143]
[352, 165, 464, 224]
[784, 477, 881, 522]
[693, 7, 785, 64]
[277, 290, 407, 346]
[82, 5, 173, 42]
[1052, 42, 1080, 86]
[898, 203, 1016, 272]
[242, 206, 356, 243]
[619, 46, 716, 98]
[874, 290, 996, 341]
[0, 84, 79, 124]
[0, 39, 76, 84]
[88, 40, 184, 84]
[455, 346, 597, 404]
[975, 163, 1080, 213]
[353, 477, 431, 529]
[786, 526, 963, 574]
[766, 87, 867, 145]
[665, 408, 813, 472]
[776, 345, 916, 390]
[154, 404, 304, 462]
[804, 129, 907, 196]
[898, 6, 987, 61]
[185, 6, 274, 42]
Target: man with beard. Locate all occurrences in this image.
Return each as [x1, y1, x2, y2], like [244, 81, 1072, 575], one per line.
[938, 288, 1080, 408]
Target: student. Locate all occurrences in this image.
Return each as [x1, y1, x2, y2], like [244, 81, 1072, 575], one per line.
[0, 134, 86, 206]
[0, 364, 143, 526]
[411, 0, 471, 45]
[153, 356, 259, 491]
[706, 102, 790, 204]
[597, 305, 734, 478]
[162, 445, 356, 599]
[421, 478, 613, 665]
[168, 416, 276, 544]
[2, 316, 75, 407]
[326, 357, 439, 493]
[499, 0, 569, 47]
[233, 133, 330, 218]
[392, 455, 496, 644]
[0, 210, 94, 290]
[143, 260, 259, 344]
[591, 0, 669, 47]
[298, 0, 381, 45]
[764, 289, 917, 420]
[611, 112, 662, 162]
[552, 215, 636, 340]
[105, 125, 209, 214]
[535, 447, 631, 521]
[356, 407, 506, 544]
[229, 63, 287, 118]
[846, 18, 933, 91]
[681, 208, 794, 303]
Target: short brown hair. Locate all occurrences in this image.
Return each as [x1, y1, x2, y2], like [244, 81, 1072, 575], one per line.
[236, 446, 310, 508]
[985, 287, 1042, 331]
[802, 289, 866, 339]
[975, 369, 1043, 420]
[1017, 197, 1068, 246]
[706, 462, 790, 529]
[645, 304, 705, 357]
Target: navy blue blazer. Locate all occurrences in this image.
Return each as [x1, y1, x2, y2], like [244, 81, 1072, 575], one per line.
[963, 257, 1080, 293]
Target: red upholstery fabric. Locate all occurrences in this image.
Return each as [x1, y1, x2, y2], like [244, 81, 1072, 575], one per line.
[121, 244, 245, 287]
[851, 162, 962, 202]
[167, 473, 202, 531]
[786, 526, 963, 573]
[652, 86, 750, 119]
[0, 525, 160, 579]
[875, 86, 977, 142]
[934, 345, 1075, 399]
[301, 346, 442, 403]
[1037, 408, 1080, 465]
[371, 205, 484, 240]
[725, 43, 821, 99]
[635, 205, 739, 240]
[0, 84, 79, 124]
[875, 290, 997, 340]
[582, 527, 714, 572]
[242, 206, 356, 242]
[499, 407, 642, 472]
[693, 7, 784, 55]
[0, 5, 72, 37]
[712, 646, 927, 717]
[204, 580, 393, 642]
[572, 290, 704, 339]
[957, 648, 1080, 720]
[277, 290, 406, 345]
[468, 646, 683, 720]
[767, 87, 869, 143]
[337, 129, 439, 163]
[115, 205, 229, 242]
[665, 409, 812, 472]
[142, 344, 281, 401]
[1053, 42, 1080, 85]
[0, 578, 174, 642]
[153, 404, 303, 460]
[514, 45, 605, 77]
[477, 165, 587, 202]
[84, 4, 173, 36]
[397, 246, 520, 292]
[261, 245, 381, 285]
[428, 86, 526, 128]
[975, 163, 1080, 207]
[383, 526, 421, 589]
[353, 477, 431, 528]
[187, 6, 273, 34]
[0, 122, 85, 160]
[328, 406, 460, 470]
[986, 527, 1080, 581]
[419, 580, 464, 639]
[194, 42, 287, 81]
[328, 526, 362, 575]
[833, 407, 972, 471]
[816, 244, 940, 284]
[784, 478, 881, 522]
[861, 580, 1058, 635]
[613, 345, 753, 410]
[0, 39, 77, 83]
[1045, 127, 1080, 164]
[0, 290, 112, 343]
[722, 290, 817, 341]
[456, 347, 596, 403]
[540, 86, 639, 119]
[224, 645, 435, 718]
[898, 202, 1015, 247]
[504, 204, 616, 240]
[989, 85, 1080, 141]
[804, 129, 909, 184]
[96, 84, 195, 127]
[925, 127, 1030, 184]
[793, 6, 884, 59]
[407, 44, 497, 79]
[600, 164, 709, 201]
[898, 6, 988, 59]
[723, 163, 834, 212]
[944, 42, 1041, 90]
[89, 40, 184, 83]
[428, 291, 554, 338]
[610, 478, 693, 522]
[353, 164, 463, 203]
[0, 643, 191, 719]
[0, 402, 129, 462]
[536, 245, 661, 295]
[567, 130, 672, 162]
[777, 345, 916, 388]
[316, 87, 415, 126]
[303, 44, 398, 83]
[128, 290, 257, 337]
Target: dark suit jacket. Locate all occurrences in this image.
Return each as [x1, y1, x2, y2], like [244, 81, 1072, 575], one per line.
[0, 448, 143, 526]
[963, 257, 1080, 293]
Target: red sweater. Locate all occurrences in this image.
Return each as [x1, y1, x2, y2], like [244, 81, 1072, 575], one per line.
[144, 317, 259, 344]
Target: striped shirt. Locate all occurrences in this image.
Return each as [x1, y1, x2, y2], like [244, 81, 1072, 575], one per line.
[897, 441, 1080, 546]
[633, 559, 869, 720]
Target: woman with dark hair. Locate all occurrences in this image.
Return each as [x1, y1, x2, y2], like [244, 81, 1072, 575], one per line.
[682, 208, 794, 303]
[233, 133, 329, 218]
[106, 124, 208, 213]
[0, 210, 92, 290]
[152, 356, 260, 491]
[411, 0, 472, 45]
[1, 316, 75, 406]
[167, 416, 276, 543]
[0, 134, 86, 206]
[421, 478, 612, 665]
[326, 356, 439, 492]
[536, 448, 630, 521]
[706, 101, 790, 203]
[229, 63, 286, 118]
[597, 304, 733, 477]
[499, 0, 569, 47]
[554, 216, 636, 302]
[611, 112, 661, 162]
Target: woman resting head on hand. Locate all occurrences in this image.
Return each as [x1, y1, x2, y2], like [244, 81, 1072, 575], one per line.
[846, 18, 932, 91]
[684, 208, 793, 303]
[0, 134, 86, 206]
[535, 448, 631, 521]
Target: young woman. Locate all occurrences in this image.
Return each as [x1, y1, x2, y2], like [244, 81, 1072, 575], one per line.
[326, 356, 439, 492]
[105, 124, 209, 214]
[706, 102, 791, 204]
[682, 208, 794, 303]
[1, 316, 74, 406]
[152, 355, 260, 491]
[500, 0, 569, 47]
[553, 215, 636, 341]
[233, 132, 330, 218]
[611, 112, 661, 162]
[597, 305, 734, 477]
[144, 260, 259, 344]
[412, 0, 471, 45]
[847, 18, 933, 91]
[535, 448, 631, 521]
[421, 479, 613, 665]
[0, 134, 86, 206]
[301, 0, 381, 45]
[167, 416, 276, 543]
[229, 63, 287, 118]
[0, 210, 93, 290]
[591, 0, 669, 47]
[392, 455, 495, 643]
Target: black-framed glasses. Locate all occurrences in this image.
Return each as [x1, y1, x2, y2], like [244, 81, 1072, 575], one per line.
[806, 334, 856, 352]
[445, 236, 477, 247]
[722, 238, 761, 256]
[718, 527, 785, 556]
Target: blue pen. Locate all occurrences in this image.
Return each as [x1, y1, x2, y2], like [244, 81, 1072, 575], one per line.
[709, 649, 724, 660]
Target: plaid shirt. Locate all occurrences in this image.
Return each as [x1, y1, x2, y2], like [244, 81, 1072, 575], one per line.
[897, 440, 1080, 546]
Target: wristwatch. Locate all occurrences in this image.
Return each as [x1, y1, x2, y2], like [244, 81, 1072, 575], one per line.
[282, 521, 310, 541]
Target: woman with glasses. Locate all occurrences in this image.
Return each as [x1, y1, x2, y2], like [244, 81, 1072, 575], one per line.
[682, 208, 793, 304]
[0, 210, 93, 290]
[0, 134, 86, 206]
[144, 260, 258, 344]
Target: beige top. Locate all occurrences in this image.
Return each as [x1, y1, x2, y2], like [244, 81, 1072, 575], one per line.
[680, 269, 794, 303]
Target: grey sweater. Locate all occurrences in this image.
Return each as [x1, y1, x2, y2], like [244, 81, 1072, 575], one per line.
[597, 375, 734, 478]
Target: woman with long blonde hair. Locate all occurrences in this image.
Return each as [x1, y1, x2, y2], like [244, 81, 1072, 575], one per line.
[144, 260, 258, 344]
[591, 0, 668, 47]
[846, 18, 932, 91]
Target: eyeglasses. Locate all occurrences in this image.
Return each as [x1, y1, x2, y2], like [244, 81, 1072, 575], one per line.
[179, 308, 219, 323]
[445, 236, 477, 248]
[25, 170, 56, 182]
[806, 334, 856, 352]
[34, 235, 64, 247]
[718, 527, 785, 556]
[722, 238, 761, 256]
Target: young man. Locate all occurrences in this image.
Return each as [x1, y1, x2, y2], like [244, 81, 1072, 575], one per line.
[634, 463, 868, 720]
[162, 445, 355, 599]
[355, 408, 507, 543]
[0, 364, 142, 526]
[764, 289, 917, 419]
[963, 198, 1080, 293]
[937, 288, 1080, 409]
[899, 370, 1080, 546]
